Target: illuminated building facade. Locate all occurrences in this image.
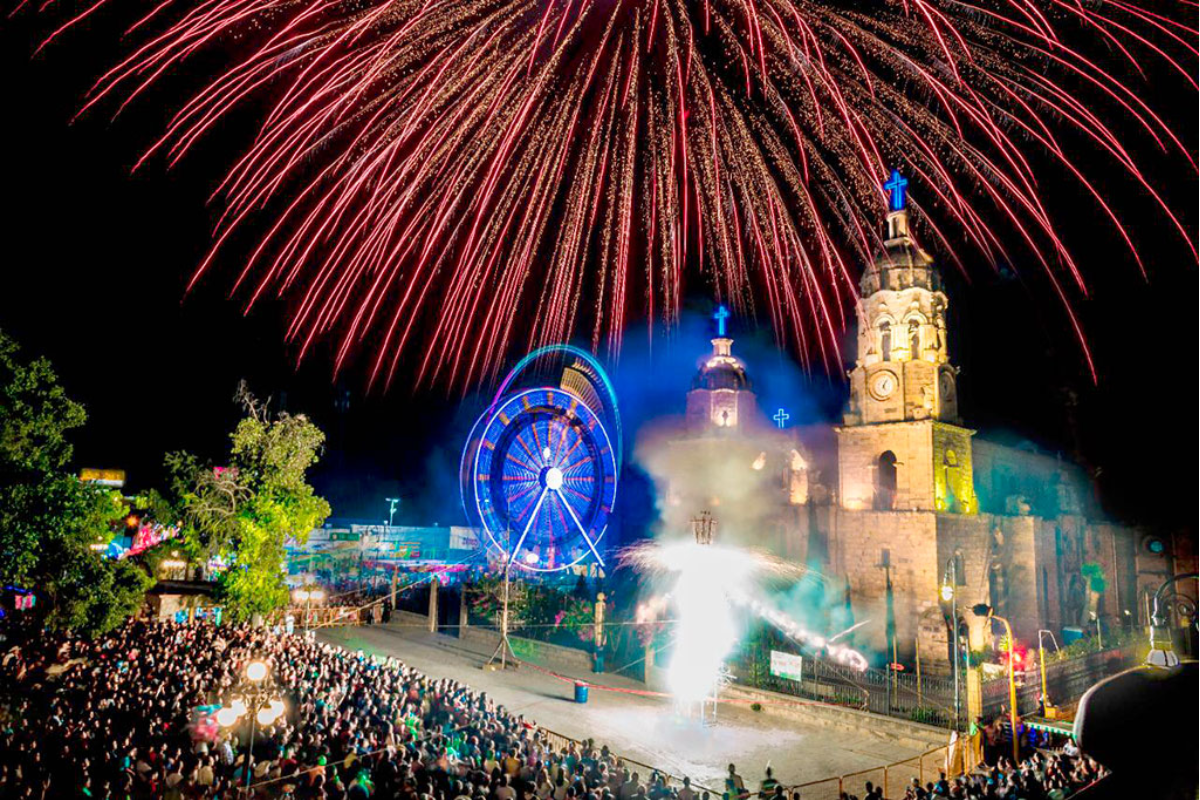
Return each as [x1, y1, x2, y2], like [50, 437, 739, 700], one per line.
[660, 193, 1167, 671]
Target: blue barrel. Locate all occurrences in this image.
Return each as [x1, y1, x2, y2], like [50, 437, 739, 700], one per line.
[574, 682, 589, 704]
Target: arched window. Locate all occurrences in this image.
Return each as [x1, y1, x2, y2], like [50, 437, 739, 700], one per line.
[879, 322, 892, 362]
[874, 450, 898, 510]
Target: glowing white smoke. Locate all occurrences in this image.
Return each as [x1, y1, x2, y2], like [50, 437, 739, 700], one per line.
[662, 543, 758, 702]
[624, 540, 867, 704]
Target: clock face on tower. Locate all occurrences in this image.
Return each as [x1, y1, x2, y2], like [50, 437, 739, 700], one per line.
[870, 370, 898, 400]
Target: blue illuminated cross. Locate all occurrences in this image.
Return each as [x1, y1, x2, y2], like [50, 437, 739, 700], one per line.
[884, 169, 908, 212]
[773, 408, 790, 428]
[713, 304, 731, 337]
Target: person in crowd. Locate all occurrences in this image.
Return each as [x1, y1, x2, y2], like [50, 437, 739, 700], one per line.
[0, 619, 1106, 800]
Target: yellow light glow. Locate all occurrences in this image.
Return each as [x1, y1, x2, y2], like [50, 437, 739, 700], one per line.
[245, 661, 268, 682]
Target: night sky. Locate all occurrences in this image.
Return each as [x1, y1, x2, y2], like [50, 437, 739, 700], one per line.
[1, 11, 1195, 533]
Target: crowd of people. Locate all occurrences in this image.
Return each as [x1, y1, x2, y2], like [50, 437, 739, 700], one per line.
[833, 749, 1105, 800]
[0, 620, 1106, 800]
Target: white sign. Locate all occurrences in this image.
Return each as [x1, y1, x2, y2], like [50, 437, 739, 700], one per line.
[770, 650, 804, 682]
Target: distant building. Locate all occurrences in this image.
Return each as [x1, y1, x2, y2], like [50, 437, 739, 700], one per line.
[287, 521, 482, 584]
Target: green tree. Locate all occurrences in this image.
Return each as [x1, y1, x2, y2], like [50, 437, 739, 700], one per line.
[0, 330, 153, 636]
[173, 385, 330, 622]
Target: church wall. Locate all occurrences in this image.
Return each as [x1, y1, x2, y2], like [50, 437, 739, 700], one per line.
[932, 422, 977, 514]
[832, 509, 940, 662]
[836, 422, 936, 511]
[972, 440, 1095, 518]
[934, 514, 994, 667]
[994, 516, 1042, 645]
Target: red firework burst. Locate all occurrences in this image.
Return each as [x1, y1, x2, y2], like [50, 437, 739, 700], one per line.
[28, 0, 1198, 386]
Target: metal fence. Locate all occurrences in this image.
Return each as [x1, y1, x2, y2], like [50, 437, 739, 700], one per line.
[730, 646, 958, 728]
[979, 642, 1141, 719]
[788, 746, 950, 800]
[538, 722, 950, 800]
[536, 726, 720, 794]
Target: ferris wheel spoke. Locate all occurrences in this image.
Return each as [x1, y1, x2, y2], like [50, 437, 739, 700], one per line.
[504, 482, 540, 507]
[501, 450, 540, 474]
[552, 420, 572, 464]
[512, 484, 547, 524]
[561, 453, 594, 475]
[558, 432, 584, 466]
[551, 495, 568, 544]
[553, 487, 605, 567]
[530, 417, 545, 455]
[511, 429, 541, 465]
[509, 486, 549, 562]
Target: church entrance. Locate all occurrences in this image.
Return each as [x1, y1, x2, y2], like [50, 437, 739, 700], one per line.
[874, 451, 897, 510]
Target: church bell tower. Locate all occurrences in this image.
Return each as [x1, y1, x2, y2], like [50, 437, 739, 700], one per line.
[837, 171, 976, 513]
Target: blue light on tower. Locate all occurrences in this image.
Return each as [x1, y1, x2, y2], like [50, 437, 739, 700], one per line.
[884, 169, 908, 212]
[713, 304, 731, 337]
[773, 408, 791, 428]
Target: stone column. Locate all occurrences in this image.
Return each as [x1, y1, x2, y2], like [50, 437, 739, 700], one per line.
[458, 584, 470, 639]
[428, 576, 439, 633]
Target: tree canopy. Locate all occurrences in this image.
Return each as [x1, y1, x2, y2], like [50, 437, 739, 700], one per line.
[0, 330, 153, 636]
[169, 385, 330, 622]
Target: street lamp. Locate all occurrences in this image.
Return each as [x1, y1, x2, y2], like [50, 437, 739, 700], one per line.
[292, 587, 326, 632]
[941, 555, 962, 733]
[217, 658, 285, 794]
[1036, 630, 1059, 716]
[973, 603, 1020, 765]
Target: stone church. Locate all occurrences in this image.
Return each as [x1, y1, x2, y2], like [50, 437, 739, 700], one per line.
[661, 191, 1169, 671]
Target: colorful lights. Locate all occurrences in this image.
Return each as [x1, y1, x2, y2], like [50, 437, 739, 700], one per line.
[884, 170, 909, 213]
[713, 305, 731, 338]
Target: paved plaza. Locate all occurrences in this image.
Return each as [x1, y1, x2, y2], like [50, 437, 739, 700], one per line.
[318, 623, 935, 790]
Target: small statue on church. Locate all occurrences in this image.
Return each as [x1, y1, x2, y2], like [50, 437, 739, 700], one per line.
[1065, 574, 1086, 627]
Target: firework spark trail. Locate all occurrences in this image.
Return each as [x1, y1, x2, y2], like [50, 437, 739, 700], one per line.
[32, 0, 1197, 385]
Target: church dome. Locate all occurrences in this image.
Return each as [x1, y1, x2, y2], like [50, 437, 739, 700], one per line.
[692, 338, 752, 391]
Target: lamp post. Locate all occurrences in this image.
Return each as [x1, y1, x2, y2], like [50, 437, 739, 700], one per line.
[941, 556, 961, 733]
[216, 658, 285, 794]
[973, 604, 1020, 765]
[1036, 630, 1058, 715]
[292, 587, 326, 632]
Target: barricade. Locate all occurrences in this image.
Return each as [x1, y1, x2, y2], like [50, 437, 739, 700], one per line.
[788, 745, 950, 800]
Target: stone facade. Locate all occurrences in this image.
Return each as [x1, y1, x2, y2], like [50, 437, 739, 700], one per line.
[661, 202, 1158, 671]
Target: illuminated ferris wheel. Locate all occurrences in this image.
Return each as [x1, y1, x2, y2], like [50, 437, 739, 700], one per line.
[461, 346, 620, 572]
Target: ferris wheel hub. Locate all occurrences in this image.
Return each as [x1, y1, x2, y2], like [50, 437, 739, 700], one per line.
[543, 466, 565, 490]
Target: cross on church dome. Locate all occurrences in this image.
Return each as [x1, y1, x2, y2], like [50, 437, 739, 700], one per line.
[885, 169, 908, 212]
[713, 304, 731, 337]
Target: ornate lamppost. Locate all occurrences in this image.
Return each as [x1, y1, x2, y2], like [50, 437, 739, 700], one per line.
[292, 587, 326, 632]
[215, 659, 286, 794]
